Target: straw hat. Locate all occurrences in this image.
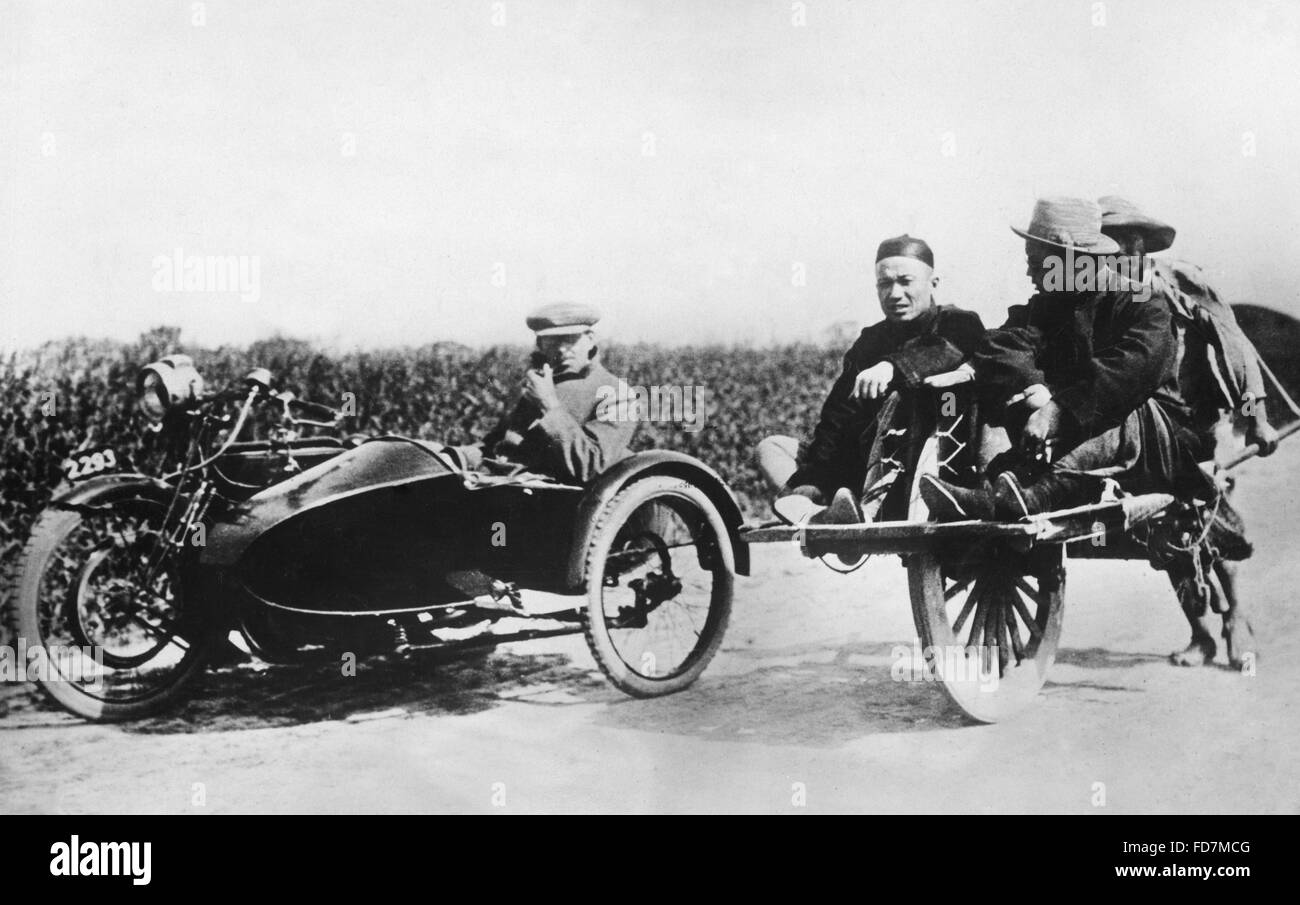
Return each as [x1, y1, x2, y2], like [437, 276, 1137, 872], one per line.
[1011, 197, 1121, 255]
[1097, 196, 1176, 254]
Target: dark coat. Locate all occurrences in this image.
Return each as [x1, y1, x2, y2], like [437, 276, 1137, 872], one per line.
[789, 304, 986, 497]
[473, 358, 638, 484]
[974, 288, 1188, 438]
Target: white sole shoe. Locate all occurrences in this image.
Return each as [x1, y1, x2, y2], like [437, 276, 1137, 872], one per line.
[773, 494, 822, 525]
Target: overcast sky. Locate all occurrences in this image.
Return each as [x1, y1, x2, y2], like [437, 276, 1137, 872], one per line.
[2, 0, 1297, 350]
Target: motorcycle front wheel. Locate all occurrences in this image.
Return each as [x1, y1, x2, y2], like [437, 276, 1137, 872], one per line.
[7, 501, 217, 721]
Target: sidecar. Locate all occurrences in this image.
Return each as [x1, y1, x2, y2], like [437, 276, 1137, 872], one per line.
[198, 438, 750, 697]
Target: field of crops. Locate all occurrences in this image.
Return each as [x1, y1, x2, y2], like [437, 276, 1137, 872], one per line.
[0, 327, 844, 601]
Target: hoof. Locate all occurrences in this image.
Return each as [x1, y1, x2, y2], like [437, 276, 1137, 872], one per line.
[1169, 638, 1216, 667]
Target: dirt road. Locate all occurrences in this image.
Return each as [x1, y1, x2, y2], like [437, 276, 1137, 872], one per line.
[2, 444, 1297, 814]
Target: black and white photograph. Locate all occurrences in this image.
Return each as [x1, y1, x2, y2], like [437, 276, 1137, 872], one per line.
[1, 0, 1297, 838]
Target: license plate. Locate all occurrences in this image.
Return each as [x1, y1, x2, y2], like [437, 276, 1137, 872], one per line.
[61, 447, 122, 482]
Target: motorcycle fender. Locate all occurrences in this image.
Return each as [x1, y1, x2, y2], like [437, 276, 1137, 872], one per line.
[563, 450, 750, 590]
[50, 473, 177, 510]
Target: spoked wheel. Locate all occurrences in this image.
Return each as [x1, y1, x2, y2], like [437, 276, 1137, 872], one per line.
[908, 543, 1065, 723]
[8, 501, 216, 721]
[906, 430, 1065, 723]
[582, 475, 734, 697]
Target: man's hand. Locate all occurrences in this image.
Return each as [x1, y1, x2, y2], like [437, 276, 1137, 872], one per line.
[852, 361, 895, 400]
[923, 362, 975, 388]
[1022, 399, 1064, 460]
[1247, 414, 1280, 457]
[1006, 383, 1052, 411]
[522, 363, 562, 413]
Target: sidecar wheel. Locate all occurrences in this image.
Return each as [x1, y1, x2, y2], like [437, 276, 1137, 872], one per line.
[8, 506, 217, 722]
[582, 475, 733, 698]
[906, 434, 1065, 723]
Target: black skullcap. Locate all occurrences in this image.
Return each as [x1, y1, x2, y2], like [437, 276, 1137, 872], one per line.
[875, 234, 934, 268]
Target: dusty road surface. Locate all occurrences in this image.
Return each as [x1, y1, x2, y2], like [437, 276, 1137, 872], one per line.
[2, 444, 1298, 814]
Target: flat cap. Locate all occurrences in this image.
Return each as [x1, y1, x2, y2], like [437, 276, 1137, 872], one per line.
[526, 302, 602, 335]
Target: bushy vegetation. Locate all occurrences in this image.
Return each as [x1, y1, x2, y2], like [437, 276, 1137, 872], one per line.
[0, 327, 844, 582]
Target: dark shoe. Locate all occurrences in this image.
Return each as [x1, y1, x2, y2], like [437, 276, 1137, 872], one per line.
[808, 487, 864, 525]
[993, 471, 1033, 518]
[995, 470, 1092, 517]
[919, 475, 995, 521]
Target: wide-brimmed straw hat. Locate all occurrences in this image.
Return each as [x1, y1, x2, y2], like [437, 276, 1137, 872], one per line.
[1097, 195, 1176, 254]
[1011, 197, 1121, 255]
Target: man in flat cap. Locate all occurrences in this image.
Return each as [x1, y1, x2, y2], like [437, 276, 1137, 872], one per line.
[922, 197, 1211, 511]
[756, 234, 985, 524]
[455, 302, 638, 483]
[1099, 196, 1279, 668]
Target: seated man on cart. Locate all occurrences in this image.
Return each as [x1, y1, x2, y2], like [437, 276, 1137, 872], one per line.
[451, 303, 639, 484]
[756, 234, 985, 524]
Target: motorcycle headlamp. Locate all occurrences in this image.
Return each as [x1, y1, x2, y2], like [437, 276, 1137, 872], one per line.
[137, 355, 205, 422]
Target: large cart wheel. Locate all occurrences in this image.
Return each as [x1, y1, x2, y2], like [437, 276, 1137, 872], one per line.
[582, 475, 734, 698]
[906, 432, 1066, 723]
[7, 502, 216, 722]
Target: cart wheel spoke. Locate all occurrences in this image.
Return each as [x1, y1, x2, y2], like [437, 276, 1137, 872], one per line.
[967, 582, 989, 650]
[995, 596, 1011, 671]
[944, 575, 974, 602]
[1010, 586, 1043, 642]
[983, 596, 1000, 675]
[1014, 577, 1040, 605]
[1004, 603, 1024, 662]
[952, 581, 982, 637]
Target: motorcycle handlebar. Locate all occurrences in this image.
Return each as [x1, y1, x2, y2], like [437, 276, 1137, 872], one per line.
[195, 382, 341, 425]
[285, 396, 341, 421]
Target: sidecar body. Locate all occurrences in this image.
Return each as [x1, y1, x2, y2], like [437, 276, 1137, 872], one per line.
[199, 437, 748, 619]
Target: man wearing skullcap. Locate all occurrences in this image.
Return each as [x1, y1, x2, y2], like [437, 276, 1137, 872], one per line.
[1098, 196, 1277, 669]
[756, 234, 986, 524]
[922, 197, 1216, 551]
[454, 302, 638, 483]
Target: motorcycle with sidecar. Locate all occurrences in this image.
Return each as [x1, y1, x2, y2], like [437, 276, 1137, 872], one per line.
[7, 356, 744, 721]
